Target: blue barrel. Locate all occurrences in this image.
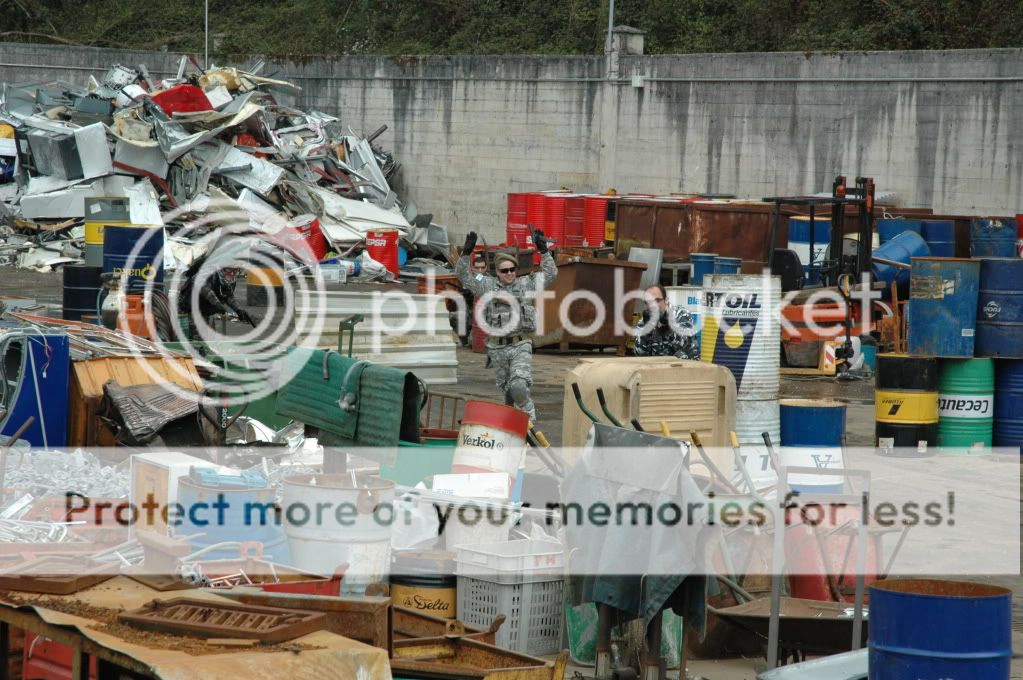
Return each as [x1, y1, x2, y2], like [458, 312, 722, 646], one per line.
[871, 230, 930, 292]
[689, 253, 717, 286]
[788, 216, 832, 283]
[869, 579, 1011, 680]
[907, 257, 980, 358]
[175, 477, 291, 563]
[994, 360, 1023, 449]
[713, 256, 742, 274]
[971, 218, 1017, 257]
[976, 258, 1023, 358]
[920, 219, 956, 257]
[779, 399, 846, 494]
[102, 225, 164, 291]
[877, 218, 922, 244]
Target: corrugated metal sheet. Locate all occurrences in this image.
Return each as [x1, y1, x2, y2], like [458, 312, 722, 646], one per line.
[68, 356, 203, 446]
[351, 334, 458, 385]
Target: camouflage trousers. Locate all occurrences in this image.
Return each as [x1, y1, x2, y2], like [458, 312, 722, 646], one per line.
[489, 340, 536, 422]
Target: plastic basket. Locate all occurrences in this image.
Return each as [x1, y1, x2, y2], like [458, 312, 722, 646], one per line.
[455, 539, 564, 582]
[455, 539, 564, 656]
[456, 575, 564, 656]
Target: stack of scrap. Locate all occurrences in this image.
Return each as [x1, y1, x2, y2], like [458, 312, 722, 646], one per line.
[0, 58, 431, 272]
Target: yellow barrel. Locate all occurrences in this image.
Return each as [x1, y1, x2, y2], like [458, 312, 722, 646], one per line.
[875, 354, 938, 456]
[83, 197, 130, 267]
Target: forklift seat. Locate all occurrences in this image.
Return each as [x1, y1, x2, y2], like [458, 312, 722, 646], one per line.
[771, 248, 804, 292]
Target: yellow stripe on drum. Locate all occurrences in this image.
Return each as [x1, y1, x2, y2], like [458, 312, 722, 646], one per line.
[875, 389, 939, 424]
[701, 313, 720, 362]
[84, 220, 129, 245]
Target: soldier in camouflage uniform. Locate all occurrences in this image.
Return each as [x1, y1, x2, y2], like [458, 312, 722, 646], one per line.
[633, 284, 700, 359]
[456, 228, 558, 422]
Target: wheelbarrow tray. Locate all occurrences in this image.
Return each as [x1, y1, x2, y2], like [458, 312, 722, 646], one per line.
[711, 596, 867, 656]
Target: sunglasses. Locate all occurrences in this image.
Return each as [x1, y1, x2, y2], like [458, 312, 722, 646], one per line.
[648, 297, 664, 304]
[498, 266, 517, 274]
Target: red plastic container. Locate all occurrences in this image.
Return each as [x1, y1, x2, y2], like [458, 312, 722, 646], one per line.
[365, 229, 400, 277]
[544, 194, 568, 246]
[785, 505, 880, 603]
[276, 214, 329, 263]
[582, 196, 610, 247]
[23, 632, 97, 680]
[565, 195, 585, 247]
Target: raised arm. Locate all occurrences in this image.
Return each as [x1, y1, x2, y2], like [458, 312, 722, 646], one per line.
[532, 228, 557, 289]
[455, 231, 491, 297]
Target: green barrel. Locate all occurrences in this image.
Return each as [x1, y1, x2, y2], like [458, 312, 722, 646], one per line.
[938, 358, 994, 452]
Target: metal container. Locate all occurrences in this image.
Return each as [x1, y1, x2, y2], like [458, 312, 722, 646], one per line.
[666, 285, 702, 347]
[787, 215, 832, 282]
[506, 192, 529, 247]
[582, 196, 609, 247]
[83, 196, 129, 267]
[282, 474, 395, 582]
[779, 399, 846, 493]
[976, 257, 1023, 358]
[102, 224, 164, 291]
[734, 398, 780, 489]
[971, 218, 1018, 258]
[876, 217, 922, 244]
[526, 193, 547, 231]
[701, 274, 781, 400]
[938, 358, 994, 452]
[871, 230, 929, 293]
[906, 257, 980, 358]
[61, 264, 103, 321]
[920, 219, 956, 257]
[875, 354, 938, 456]
[994, 360, 1023, 449]
[713, 256, 742, 274]
[564, 195, 585, 247]
[869, 579, 1011, 680]
[452, 400, 528, 476]
[689, 252, 717, 285]
[533, 256, 647, 352]
[543, 194, 568, 246]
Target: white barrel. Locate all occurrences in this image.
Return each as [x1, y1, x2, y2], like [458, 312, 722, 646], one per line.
[282, 474, 394, 583]
[733, 397, 780, 490]
[701, 274, 781, 400]
[666, 284, 702, 346]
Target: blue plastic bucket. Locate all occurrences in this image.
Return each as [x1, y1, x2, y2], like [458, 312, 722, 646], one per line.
[907, 257, 980, 358]
[689, 252, 717, 285]
[869, 579, 1011, 680]
[779, 399, 846, 494]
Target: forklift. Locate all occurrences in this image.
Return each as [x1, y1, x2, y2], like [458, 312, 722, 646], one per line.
[762, 176, 878, 373]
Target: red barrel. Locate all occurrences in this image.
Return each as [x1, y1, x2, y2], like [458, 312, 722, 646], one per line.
[366, 229, 400, 277]
[544, 194, 568, 246]
[526, 193, 547, 231]
[565, 195, 585, 247]
[583, 196, 609, 247]
[506, 193, 529, 246]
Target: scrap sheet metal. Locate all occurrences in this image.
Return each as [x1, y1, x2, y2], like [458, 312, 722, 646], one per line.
[0, 576, 390, 679]
[562, 423, 714, 630]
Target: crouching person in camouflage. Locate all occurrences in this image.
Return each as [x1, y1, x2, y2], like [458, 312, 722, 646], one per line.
[456, 228, 557, 422]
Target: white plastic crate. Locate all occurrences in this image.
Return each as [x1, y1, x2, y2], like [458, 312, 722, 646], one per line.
[455, 539, 564, 583]
[455, 539, 565, 656]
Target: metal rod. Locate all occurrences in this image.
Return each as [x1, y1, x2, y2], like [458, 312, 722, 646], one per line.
[204, 0, 209, 69]
[605, 0, 616, 55]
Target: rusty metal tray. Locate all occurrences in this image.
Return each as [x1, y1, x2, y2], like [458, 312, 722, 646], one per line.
[117, 597, 326, 643]
[0, 555, 115, 594]
[393, 606, 502, 644]
[391, 637, 568, 680]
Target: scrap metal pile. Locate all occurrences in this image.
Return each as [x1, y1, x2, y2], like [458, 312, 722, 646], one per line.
[0, 57, 436, 272]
